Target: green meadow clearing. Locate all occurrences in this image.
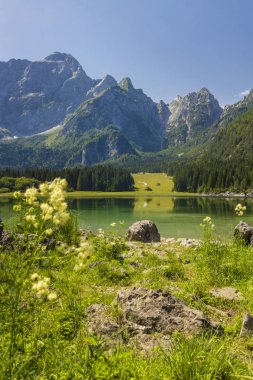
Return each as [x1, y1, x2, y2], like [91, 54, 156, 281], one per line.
[67, 173, 195, 198]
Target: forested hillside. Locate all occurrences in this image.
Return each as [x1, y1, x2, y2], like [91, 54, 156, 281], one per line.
[173, 108, 253, 193]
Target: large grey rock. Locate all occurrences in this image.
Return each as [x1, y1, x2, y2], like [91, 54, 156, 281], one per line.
[117, 288, 221, 335]
[127, 220, 160, 242]
[85, 288, 221, 351]
[234, 221, 253, 244]
[240, 312, 253, 336]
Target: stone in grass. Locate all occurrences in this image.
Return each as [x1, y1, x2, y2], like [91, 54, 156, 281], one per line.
[127, 220, 160, 243]
[240, 312, 253, 336]
[85, 288, 222, 351]
[234, 221, 253, 245]
[0, 230, 13, 246]
[117, 288, 222, 336]
[210, 287, 244, 301]
[86, 304, 120, 336]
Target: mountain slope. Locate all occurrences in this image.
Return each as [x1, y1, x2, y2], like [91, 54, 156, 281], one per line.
[61, 77, 166, 152]
[204, 107, 253, 161]
[172, 107, 253, 193]
[0, 52, 117, 137]
[218, 90, 253, 130]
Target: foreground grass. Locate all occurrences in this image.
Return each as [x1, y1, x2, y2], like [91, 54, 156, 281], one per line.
[2, 228, 253, 378]
[2, 182, 253, 379]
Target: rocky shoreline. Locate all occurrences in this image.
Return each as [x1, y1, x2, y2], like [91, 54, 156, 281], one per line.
[201, 191, 253, 198]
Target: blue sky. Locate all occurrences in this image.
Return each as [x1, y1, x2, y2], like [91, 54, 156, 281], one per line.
[0, 0, 252, 105]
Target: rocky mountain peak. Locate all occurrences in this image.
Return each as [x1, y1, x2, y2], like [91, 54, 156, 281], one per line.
[167, 88, 222, 146]
[44, 52, 77, 63]
[199, 87, 211, 94]
[157, 100, 170, 118]
[43, 52, 82, 73]
[86, 74, 117, 99]
[173, 95, 183, 102]
[96, 74, 117, 89]
[119, 77, 134, 91]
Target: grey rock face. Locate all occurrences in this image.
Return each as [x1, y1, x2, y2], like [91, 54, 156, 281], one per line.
[240, 312, 253, 336]
[0, 52, 98, 137]
[234, 221, 253, 244]
[167, 88, 222, 145]
[127, 220, 160, 242]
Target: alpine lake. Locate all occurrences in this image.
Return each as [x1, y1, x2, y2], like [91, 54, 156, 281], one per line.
[1, 195, 253, 240]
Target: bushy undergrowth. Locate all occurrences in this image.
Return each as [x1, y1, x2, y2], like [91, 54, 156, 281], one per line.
[1, 189, 253, 379]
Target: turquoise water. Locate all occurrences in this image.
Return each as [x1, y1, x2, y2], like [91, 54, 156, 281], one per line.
[1, 196, 252, 239]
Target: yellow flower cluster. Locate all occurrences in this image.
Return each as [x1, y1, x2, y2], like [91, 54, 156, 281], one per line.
[30, 273, 57, 300]
[46, 179, 69, 225]
[235, 203, 246, 216]
[200, 216, 215, 230]
[40, 203, 54, 222]
[13, 205, 21, 212]
[24, 187, 39, 206]
[74, 242, 94, 271]
[13, 191, 21, 199]
[14, 178, 70, 232]
[25, 214, 38, 229]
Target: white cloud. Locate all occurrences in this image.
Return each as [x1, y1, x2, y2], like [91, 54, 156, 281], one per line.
[239, 89, 250, 97]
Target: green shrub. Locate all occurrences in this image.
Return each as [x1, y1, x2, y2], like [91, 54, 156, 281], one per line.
[14, 176, 40, 190]
[0, 187, 10, 193]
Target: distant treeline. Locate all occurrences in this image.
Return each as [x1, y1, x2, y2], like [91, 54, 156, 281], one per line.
[109, 153, 170, 173]
[170, 159, 253, 193]
[0, 165, 134, 192]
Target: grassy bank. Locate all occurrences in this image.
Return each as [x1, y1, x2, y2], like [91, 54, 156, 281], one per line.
[1, 179, 253, 378]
